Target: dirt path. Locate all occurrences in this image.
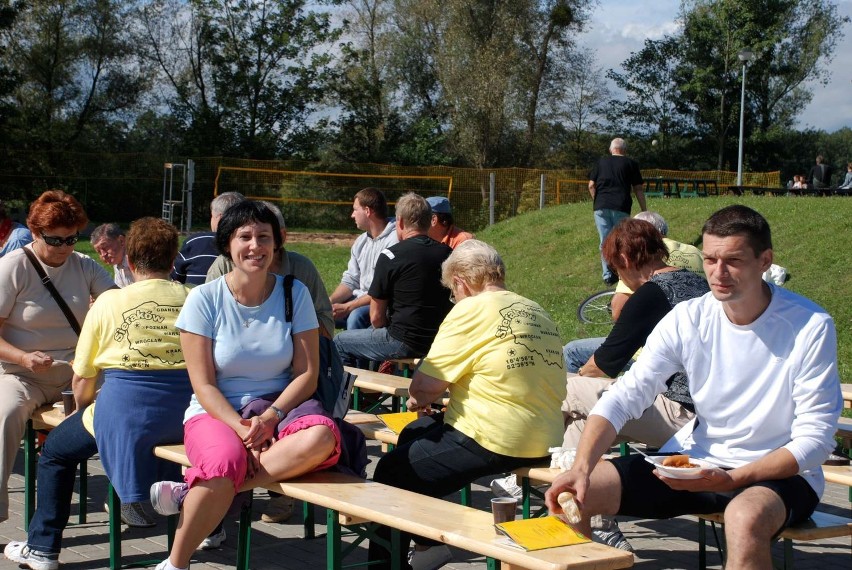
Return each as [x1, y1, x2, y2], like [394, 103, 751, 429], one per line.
[286, 232, 357, 247]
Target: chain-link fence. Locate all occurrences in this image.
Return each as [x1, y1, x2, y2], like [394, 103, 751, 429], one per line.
[0, 152, 781, 232]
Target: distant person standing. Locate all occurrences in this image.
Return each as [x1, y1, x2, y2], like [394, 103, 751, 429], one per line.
[807, 155, 833, 193]
[589, 138, 646, 285]
[91, 223, 133, 288]
[425, 196, 474, 249]
[171, 192, 245, 286]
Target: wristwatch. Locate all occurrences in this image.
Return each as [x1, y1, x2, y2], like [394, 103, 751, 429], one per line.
[269, 405, 285, 421]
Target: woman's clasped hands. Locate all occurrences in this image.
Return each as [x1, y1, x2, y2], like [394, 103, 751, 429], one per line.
[239, 414, 277, 479]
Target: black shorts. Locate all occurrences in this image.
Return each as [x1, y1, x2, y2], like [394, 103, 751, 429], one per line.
[610, 454, 819, 531]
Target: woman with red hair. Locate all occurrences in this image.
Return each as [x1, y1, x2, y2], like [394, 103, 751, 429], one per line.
[0, 190, 115, 524]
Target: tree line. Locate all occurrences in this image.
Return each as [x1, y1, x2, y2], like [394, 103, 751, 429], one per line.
[0, 0, 849, 185]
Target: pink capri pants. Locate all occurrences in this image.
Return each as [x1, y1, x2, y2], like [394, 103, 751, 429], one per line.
[183, 412, 341, 492]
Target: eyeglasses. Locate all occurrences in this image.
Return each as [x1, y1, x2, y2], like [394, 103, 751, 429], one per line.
[42, 233, 80, 247]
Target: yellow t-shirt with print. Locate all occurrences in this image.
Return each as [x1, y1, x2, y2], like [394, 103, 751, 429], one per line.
[417, 290, 566, 458]
[73, 279, 190, 434]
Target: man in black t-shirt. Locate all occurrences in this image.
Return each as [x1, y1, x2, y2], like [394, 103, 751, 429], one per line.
[588, 138, 646, 284]
[334, 193, 453, 366]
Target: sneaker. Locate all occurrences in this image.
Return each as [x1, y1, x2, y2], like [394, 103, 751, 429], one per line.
[261, 494, 295, 523]
[154, 560, 187, 570]
[4, 541, 59, 570]
[490, 474, 523, 500]
[150, 481, 187, 516]
[407, 545, 452, 570]
[604, 274, 619, 286]
[591, 517, 634, 552]
[107, 501, 157, 528]
[200, 525, 226, 550]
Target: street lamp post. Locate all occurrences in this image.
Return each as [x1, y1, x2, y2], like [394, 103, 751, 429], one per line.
[736, 48, 755, 187]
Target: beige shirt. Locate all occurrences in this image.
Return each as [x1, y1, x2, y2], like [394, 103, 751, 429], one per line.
[0, 246, 115, 365]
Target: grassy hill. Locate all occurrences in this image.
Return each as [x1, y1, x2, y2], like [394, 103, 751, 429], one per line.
[80, 194, 851, 381]
[473, 196, 851, 382]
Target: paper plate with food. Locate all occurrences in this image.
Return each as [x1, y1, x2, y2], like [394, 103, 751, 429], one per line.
[645, 454, 715, 479]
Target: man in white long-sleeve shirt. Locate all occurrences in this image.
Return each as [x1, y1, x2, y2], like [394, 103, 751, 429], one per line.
[329, 188, 399, 330]
[545, 205, 842, 570]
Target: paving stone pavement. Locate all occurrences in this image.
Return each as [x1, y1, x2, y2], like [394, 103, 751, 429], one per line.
[2, 440, 850, 569]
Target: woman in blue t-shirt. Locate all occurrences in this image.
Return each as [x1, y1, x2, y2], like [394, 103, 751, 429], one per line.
[150, 201, 340, 570]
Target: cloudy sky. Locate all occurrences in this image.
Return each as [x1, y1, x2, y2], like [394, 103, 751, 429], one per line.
[579, 0, 852, 132]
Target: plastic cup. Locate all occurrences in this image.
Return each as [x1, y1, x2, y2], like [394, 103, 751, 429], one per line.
[61, 390, 75, 416]
[491, 497, 517, 526]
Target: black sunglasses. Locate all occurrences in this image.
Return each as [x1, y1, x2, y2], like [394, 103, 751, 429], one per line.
[42, 233, 80, 247]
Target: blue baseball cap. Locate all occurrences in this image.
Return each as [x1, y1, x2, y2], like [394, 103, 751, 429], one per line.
[426, 196, 452, 214]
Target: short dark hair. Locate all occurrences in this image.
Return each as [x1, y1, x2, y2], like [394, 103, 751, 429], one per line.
[354, 187, 388, 219]
[433, 212, 454, 227]
[602, 219, 668, 270]
[701, 205, 772, 255]
[126, 218, 179, 273]
[215, 200, 282, 260]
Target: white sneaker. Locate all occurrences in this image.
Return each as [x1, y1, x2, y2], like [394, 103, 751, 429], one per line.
[408, 544, 452, 570]
[150, 481, 187, 516]
[154, 559, 188, 570]
[4, 541, 59, 570]
[490, 474, 523, 500]
[200, 525, 226, 550]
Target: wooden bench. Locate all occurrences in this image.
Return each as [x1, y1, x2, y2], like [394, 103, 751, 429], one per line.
[346, 366, 411, 413]
[25, 406, 88, 529]
[841, 386, 851, 409]
[696, 511, 851, 570]
[153, 444, 634, 570]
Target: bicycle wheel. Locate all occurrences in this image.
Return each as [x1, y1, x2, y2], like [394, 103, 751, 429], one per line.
[577, 289, 616, 325]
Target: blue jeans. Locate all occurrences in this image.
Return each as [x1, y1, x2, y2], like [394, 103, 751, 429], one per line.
[594, 209, 629, 281]
[27, 410, 97, 555]
[563, 338, 634, 374]
[334, 304, 371, 331]
[563, 337, 606, 372]
[334, 327, 416, 367]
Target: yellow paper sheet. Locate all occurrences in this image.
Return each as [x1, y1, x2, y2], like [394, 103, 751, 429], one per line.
[496, 516, 590, 551]
[376, 411, 419, 434]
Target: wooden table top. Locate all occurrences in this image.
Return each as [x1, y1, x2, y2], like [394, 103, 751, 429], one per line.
[271, 471, 634, 570]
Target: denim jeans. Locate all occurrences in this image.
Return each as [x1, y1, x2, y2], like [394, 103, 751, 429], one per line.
[333, 304, 372, 331]
[562, 338, 634, 375]
[563, 337, 606, 372]
[367, 414, 546, 569]
[27, 409, 97, 555]
[593, 209, 629, 280]
[333, 327, 416, 367]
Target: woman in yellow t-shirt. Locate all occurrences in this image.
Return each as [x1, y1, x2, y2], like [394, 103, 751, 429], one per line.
[368, 240, 566, 569]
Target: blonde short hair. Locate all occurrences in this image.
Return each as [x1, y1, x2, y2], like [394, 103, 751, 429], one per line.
[394, 192, 431, 232]
[441, 240, 505, 291]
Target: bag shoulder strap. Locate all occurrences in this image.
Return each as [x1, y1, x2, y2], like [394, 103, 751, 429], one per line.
[22, 246, 82, 336]
[283, 274, 295, 322]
